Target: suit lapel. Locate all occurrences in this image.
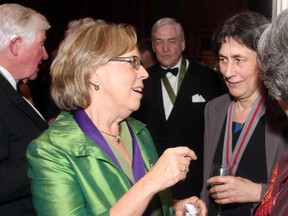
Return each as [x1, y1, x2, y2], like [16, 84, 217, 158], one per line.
[0, 75, 47, 130]
[207, 95, 231, 172]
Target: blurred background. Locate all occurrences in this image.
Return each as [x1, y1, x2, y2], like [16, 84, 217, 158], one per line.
[2, 0, 272, 67]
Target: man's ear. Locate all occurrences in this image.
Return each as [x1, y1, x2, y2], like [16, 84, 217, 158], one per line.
[9, 36, 21, 56]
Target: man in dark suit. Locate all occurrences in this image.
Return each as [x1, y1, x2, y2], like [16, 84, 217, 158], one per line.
[0, 3, 50, 215]
[133, 17, 226, 199]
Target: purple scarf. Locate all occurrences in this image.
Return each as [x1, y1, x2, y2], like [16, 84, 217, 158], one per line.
[73, 108, 147, 185]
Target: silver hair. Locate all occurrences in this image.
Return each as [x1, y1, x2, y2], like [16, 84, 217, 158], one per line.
[258, 9, 288, 101]
[0, 3, 50, 52]
[151, 17, 185, 40]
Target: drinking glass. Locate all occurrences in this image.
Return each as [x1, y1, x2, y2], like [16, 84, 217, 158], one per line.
[210, 164, 230, 216]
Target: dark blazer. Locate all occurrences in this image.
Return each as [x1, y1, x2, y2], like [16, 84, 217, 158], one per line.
[0, 74, 48, 215]
[200, 93, 288, 209]
[133, 59, 226, 198]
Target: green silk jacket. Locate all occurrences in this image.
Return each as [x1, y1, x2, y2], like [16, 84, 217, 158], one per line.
[27, 111, 174, 216]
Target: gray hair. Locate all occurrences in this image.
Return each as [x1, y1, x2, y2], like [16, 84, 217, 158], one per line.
[0, 3, 50, 52]
[151, 17, 184, 40]
[258, 9, 288, 101]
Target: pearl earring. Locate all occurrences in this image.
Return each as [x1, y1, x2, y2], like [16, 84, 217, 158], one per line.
[94, 81, 100, 91]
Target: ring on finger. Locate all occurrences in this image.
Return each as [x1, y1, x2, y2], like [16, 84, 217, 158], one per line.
[182, 165, 189, 173]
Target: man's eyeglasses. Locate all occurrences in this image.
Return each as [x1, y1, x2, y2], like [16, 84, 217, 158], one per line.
[109, 56, 142, 70]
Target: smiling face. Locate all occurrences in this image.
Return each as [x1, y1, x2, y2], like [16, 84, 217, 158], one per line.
[94, 49, 149, 117]
[152, 24, 185, 68]
[13, 29, 48, 83]
[218, 37, 262, 101]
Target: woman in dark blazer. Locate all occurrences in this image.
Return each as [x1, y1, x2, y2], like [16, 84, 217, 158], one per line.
[200, 11, 288, 216]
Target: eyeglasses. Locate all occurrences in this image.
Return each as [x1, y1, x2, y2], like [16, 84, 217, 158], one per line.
[109, 56, 142, 70]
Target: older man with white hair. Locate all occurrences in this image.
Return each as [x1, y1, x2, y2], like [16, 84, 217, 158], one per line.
[0, 3, 50, 215]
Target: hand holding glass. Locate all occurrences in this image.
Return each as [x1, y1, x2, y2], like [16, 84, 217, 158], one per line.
[210, 164, 230, 216]
[210, 164, 230, 185]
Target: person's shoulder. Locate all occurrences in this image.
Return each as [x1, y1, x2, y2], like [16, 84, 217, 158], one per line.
[146, 63, 161, 75]
[126, 117, 156, 149]
[126, 117, 154, 138]
[266, 95, 288, 119]
[206, 93, 231, 109]
[187, 59, 228, 94]
[147, 63, 160, 70]
[143, 64, 162, 86]
[29, 111, 83, 149]
[186, 59, 225, 88]
[126, 117, 146, 131]
[187, 59, 217, 76]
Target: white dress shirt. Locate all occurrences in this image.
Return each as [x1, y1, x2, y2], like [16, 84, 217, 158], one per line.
[161, 57, 189, 119]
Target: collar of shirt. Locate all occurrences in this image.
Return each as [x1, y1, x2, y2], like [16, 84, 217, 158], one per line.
[0, 65, 17, 90]
[161, 57, 189, 119]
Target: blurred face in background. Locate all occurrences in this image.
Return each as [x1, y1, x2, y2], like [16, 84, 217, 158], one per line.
[152, 24, 185, 69]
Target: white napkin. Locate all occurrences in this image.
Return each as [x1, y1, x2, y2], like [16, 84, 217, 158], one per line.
[185, 204, 198, 216]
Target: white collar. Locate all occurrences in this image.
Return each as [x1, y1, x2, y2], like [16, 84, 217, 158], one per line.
[0, 66, 17, 90]
[161, 57, 182, 70]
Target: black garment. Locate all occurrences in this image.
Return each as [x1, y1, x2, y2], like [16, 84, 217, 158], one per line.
[133, 59, 227, 198]
[0, 74, 48, 215]
[209, 116, 267, 216]
[28, 64, 59, 122]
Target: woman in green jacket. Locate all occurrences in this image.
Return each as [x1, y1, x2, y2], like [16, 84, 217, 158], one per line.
[26, 19, 206, 216]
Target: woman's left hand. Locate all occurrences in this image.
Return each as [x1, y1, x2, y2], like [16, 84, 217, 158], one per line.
[173, 196, 207, 216]
[207, 175, 262, 204]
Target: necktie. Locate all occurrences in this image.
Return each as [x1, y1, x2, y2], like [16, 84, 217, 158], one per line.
[160, 67, 178, 105]
[160, 67, 179, 77]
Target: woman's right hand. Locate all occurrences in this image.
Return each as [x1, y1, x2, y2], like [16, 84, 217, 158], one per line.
[145, 146, 197, 192]
[110, 146, 197, 216]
